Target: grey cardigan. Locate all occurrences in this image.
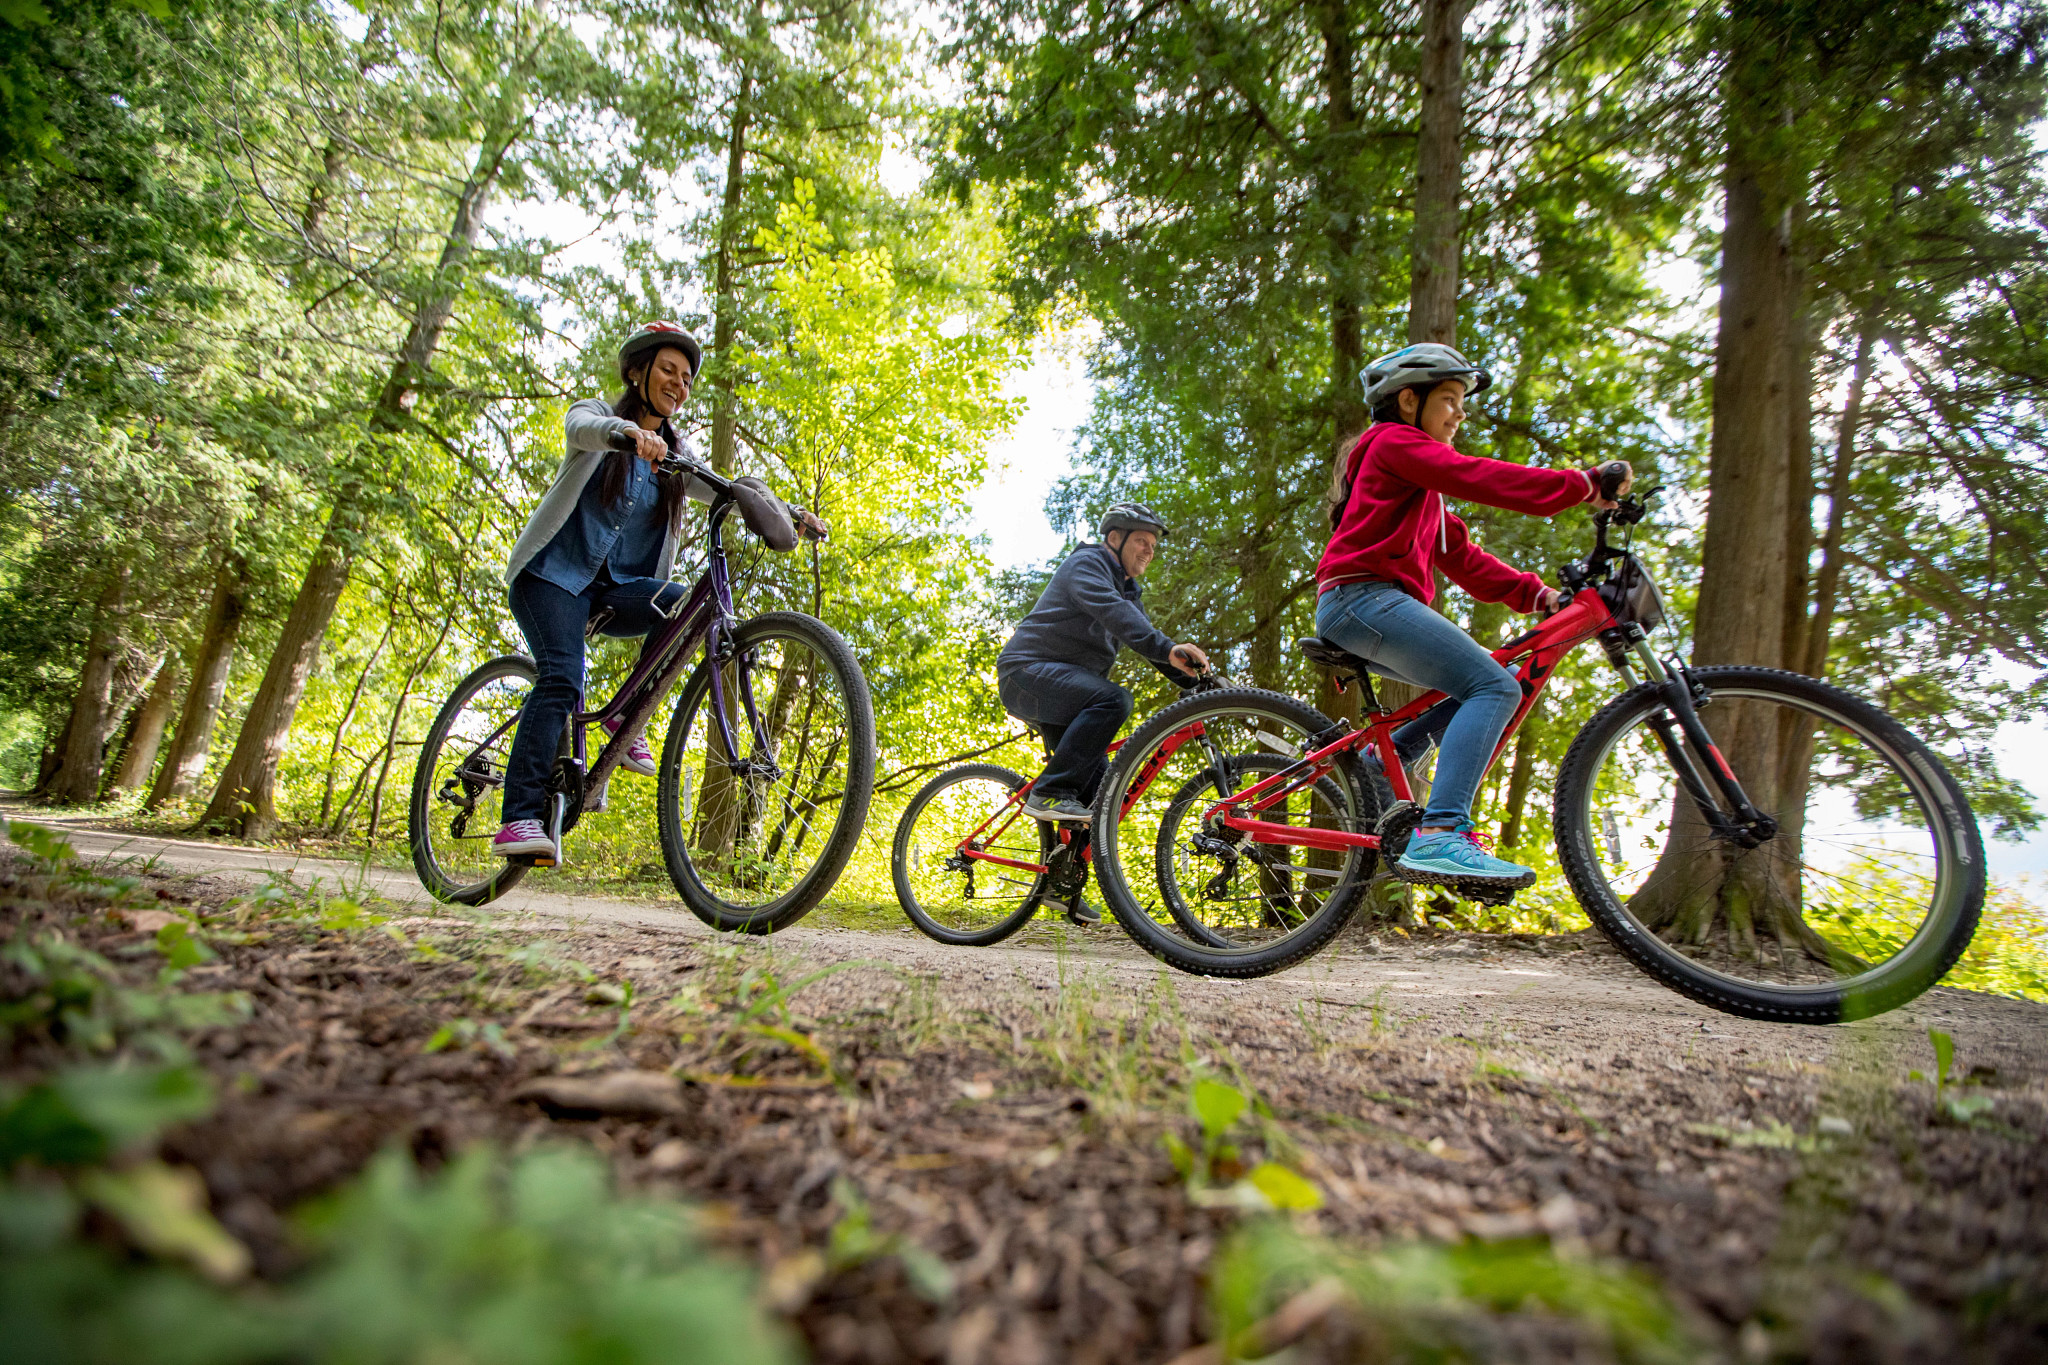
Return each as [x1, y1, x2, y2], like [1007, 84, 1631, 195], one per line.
[504, 397, 718, 590]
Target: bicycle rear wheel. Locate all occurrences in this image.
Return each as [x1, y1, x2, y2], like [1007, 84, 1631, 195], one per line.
[892, 764, 1053, 946]
[657, 611, 875, 933]
[1154, 753, 1358, 951]
[1092, 688, 1377, 978]
[409, 655, 534, 906]
[1554, 665, 1984, 1022]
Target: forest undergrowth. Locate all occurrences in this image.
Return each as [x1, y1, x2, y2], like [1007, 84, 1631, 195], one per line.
[4, 819, 2046, 1363]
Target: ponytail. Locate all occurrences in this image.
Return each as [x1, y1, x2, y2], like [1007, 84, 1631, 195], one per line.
[1326, 383, 1440, 530]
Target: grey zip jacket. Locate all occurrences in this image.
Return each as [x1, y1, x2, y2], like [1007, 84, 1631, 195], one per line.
[998, 543, 1181, 681]
[504, 397, 718, 590]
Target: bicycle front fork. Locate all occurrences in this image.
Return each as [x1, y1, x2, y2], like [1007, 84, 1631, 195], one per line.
[1616, 635, 1778, 848]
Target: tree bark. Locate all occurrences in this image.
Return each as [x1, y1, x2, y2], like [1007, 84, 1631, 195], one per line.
[709, 69, 755, 477]
[200, 122, 518, 838]
[319, 610, 396, 828]
[1408, 0, 1467, 345]
[1315, 0, 1368, 727]
[1803, 325, 1873, 680]
[110, 659, 181, 795]
[1629, 3, 1816, 955]
[148, 553, 249, 808]
[46, 564, 133, 805]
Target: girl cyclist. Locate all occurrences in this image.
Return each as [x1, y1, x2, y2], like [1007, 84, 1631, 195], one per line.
[1315, 343, 1629, 891]
[493, 322, 820, 859]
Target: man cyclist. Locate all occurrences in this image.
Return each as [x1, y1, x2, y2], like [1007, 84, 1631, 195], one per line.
[997, 503, 1210, 830]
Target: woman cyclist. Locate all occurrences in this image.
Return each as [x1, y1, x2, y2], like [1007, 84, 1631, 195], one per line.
[1315, 343, 1628, 891]
[492, 322, 819, 859]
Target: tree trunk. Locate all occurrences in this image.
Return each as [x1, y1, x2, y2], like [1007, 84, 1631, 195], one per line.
[200, 124, 517, 838]
[319, 610, 396, 827]
[1315, 0, 1367, 727]
[363, 599, 459, 841]
[1803, 324, 1873, 679]
[1408, 0, 1467, 345]
[1628, 4, 1814, 954]
[46, 565, 132, 805]
[709, 70, 755, 478]
[698, 63, 759, 848]
[149, 553, 249, 808]
[110, 659, 181, 795]
[1497, 696, 1544, 849]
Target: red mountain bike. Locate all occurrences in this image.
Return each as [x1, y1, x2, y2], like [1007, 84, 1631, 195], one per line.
[891, 679, 1350, 946]
[1086, 492, 1984, 1023]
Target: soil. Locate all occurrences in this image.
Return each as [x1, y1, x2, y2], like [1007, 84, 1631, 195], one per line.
[6, 819, 2048, 1364]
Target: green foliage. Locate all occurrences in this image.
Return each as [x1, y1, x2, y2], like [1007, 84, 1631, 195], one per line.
[826, 1174, 954, 1304]
[1910, 1028, 1998, 1123]
[1, 1144, 796, 1365]
[1211, 1219, 1695, 1365]
[1164, 1073, 1323, 1214]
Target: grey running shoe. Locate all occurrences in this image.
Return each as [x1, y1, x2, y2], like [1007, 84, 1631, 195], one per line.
[1023, 793, 1092, 823]
[1059, 897, 1102, 926]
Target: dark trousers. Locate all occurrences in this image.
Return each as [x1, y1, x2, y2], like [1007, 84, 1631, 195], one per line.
[503, 570, 685, 823]
[997, 661, 1133, 804]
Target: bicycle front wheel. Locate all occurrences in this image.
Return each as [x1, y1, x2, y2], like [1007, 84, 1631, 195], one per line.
[1554, 666, 1984, 1023]
[1093, 687, 1377, 978]
[892, 764, 1052, 946]
[657, 611, 875, 933]
[408, 655, 535, 907]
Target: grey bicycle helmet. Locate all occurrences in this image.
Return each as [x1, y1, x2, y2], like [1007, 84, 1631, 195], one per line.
[617, 321, 702, 381]
[1099, 501, 1169, 541]
[1360, 342, 1491, 409]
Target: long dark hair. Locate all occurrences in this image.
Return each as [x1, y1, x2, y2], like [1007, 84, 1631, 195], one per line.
[602, 367, 690, 538]
[1324, 381, 1443, 530]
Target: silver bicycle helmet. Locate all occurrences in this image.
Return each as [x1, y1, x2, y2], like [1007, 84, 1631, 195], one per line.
[1361, 342, 1491, 409]
[1099, 501, 1170, 541]
[617, 321, 702, 381]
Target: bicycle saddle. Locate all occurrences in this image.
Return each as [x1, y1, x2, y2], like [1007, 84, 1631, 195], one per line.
[1296, 638, 1387, 712]
[1296, 637, 1374, 673]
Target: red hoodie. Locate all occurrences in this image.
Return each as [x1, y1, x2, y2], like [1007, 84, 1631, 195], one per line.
[1316, 423, 1595, 614]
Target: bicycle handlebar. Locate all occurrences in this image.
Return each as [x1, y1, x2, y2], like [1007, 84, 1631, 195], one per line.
[608, 430, 824, 544]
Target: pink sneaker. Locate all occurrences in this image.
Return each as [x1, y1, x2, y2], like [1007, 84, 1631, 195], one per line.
[602, 716, 657, 776]
[493, 819, 555, 858]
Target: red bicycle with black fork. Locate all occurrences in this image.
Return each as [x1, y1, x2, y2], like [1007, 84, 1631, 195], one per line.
[890, 677, 1353, 946]
[1086, 491, 1985, 1024]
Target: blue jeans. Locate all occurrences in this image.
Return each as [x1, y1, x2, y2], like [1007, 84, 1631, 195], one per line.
[1315, 581, 1521, 829]
[996, 661, 1133, 804]
[503, 569, 687, 823]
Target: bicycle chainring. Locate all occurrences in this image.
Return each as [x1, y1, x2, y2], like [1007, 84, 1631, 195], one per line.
[1375, 801, 1424, 865]
[1043, 840, 1088, 901]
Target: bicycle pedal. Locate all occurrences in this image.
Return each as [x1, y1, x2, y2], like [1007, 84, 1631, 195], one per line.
[530, 857, 556, 868]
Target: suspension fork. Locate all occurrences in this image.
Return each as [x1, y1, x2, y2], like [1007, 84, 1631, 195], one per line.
[1624, 639, 1777, 847]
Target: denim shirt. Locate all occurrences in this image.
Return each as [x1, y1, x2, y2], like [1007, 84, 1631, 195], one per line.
[527, 447, 668, 594]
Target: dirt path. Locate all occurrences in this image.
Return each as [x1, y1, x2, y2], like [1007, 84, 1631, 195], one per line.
[12, 813, 2048, 1361]
[34, 814, 2044, 1070]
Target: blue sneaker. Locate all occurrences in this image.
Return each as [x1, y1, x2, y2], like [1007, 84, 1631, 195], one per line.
[1396, 825, 1536, 889]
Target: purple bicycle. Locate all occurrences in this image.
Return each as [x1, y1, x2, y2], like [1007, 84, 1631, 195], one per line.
[407, 449, 874, 933]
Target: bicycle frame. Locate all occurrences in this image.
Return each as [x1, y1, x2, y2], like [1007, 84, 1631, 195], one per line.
[447, 478, 774, 844]
[951, 715, 1244, 878]
[1204, 572, 1773, 854]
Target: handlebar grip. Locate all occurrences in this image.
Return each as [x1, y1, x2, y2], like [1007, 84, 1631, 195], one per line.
[1597, 461, 1631, 500]
[608, 429, 639, 452]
